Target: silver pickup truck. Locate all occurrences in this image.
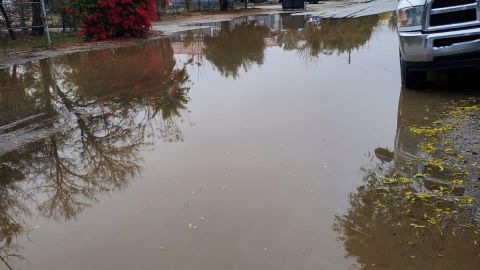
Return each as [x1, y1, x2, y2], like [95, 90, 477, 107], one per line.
[398, 0, 480, 87]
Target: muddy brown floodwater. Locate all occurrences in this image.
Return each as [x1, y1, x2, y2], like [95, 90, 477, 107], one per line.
[1, 13, 480, 270]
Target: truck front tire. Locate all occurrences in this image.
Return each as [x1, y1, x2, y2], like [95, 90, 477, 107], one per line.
[400, 52, 426, 89]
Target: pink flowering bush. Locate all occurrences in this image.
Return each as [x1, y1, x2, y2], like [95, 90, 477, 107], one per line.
[68, 0, 158, 40]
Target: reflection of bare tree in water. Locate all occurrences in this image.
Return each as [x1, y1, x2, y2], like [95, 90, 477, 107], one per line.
[0, 63, 48, 125]
[0, 38, 192, 269]
[0, 162, 29, 270]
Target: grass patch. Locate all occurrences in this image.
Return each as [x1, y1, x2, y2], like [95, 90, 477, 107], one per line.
[1, 32, 82, 53]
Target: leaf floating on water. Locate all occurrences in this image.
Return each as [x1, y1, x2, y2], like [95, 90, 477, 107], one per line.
[410, 125, 453, 136]
[420, 142, 436, 154]
[160, 246, 166, 251]
[373, 200, 386, 208]
[399, 177, 415, 184]
[188, 223, 193, 229]
[415, 193, 432, 201]
[409, 255, 416, 259]
[382, 177, 398, 184]
[199, 216, 206, 221]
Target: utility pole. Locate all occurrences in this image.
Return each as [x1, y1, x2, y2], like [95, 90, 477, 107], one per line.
[40, 0, 51, 47]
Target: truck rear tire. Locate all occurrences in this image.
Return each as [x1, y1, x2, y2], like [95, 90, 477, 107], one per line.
[400, 52, 426, 89]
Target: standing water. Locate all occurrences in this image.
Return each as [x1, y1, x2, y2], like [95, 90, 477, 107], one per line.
[0, 13, 479, 270]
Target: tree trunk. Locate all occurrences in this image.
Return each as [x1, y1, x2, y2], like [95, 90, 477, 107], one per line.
[0, 0, 16, 40]
[31, 0, 44, 36]
[219, 0, 228, 11]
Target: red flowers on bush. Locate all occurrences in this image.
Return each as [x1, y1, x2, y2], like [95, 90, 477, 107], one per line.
[68, 0, 158, 40]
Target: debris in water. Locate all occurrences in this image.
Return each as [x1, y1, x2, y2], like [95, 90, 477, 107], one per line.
[344, 224, 374, 239]
[374, 147, 394, 163]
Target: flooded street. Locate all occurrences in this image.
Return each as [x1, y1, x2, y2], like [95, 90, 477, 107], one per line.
[1, 13, 479, 270]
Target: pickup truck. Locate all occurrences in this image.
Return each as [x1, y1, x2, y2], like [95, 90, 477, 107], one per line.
[397, 0, 480, 87]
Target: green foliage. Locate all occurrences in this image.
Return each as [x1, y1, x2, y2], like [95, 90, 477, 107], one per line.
[0, 32, 81, 52]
